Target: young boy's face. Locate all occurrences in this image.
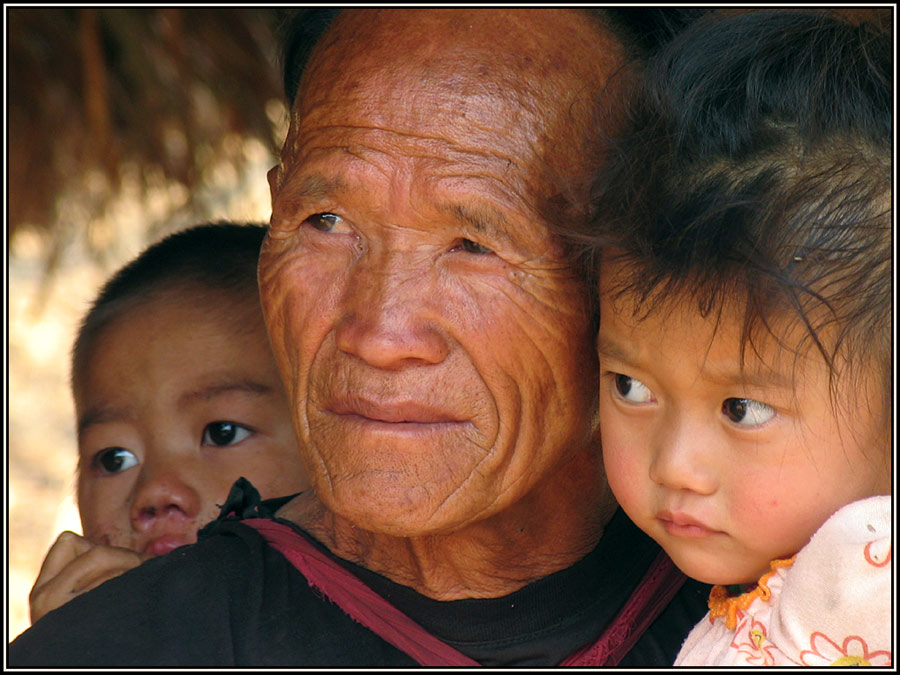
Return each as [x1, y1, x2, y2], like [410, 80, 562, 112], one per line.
[75, 291, 309, 556]
[596, 260, 890, 586]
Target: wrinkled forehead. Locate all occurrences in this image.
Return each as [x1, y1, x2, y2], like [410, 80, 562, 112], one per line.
[284, 9, 624, 173]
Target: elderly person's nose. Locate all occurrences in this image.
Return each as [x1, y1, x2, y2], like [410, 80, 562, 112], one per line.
[335, 252, 450, 370]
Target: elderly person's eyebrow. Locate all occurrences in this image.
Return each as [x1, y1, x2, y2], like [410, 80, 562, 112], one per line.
[286, 175, 518, 246]
[291, 174, 347, 200]
[442, 202, 517, 247]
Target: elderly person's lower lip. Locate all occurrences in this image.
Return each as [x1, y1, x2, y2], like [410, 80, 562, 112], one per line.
[331, 413, 466, 433]
[325, 398, 464, 425]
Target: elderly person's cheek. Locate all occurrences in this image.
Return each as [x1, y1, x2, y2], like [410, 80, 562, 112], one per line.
[257, 237, 318, 436]
[521, 280, 597, 442]
[472, 269, 598, 486]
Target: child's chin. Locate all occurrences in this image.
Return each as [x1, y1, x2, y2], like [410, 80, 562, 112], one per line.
[666, 549, 758, 587]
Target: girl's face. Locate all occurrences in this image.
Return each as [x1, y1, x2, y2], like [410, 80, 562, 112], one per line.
[75, 293, 309, 557]
[596, 261, 891, 585]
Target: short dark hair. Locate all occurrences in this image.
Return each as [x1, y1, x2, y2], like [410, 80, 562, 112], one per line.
[600, 8, 713, 61]
[278, 8, 342, 108]
[585, 11, 891, 392]
[71, 222, 268, 392]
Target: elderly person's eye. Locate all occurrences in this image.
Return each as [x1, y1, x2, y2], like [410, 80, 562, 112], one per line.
[305, 213, 343, 232]
[456, 238, 494, 255]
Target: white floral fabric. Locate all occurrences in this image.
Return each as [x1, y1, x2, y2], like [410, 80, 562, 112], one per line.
[675, 496, 892, 667]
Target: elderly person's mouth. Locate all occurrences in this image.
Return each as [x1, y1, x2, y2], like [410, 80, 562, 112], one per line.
[324, 396, 468, 430]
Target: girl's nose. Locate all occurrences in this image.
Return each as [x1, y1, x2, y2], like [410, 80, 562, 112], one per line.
[648, 415, 718, 495]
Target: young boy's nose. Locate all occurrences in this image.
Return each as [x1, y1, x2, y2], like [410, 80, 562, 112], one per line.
[130, 469, 202, 531]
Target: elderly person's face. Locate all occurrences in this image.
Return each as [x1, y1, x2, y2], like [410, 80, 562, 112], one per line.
[261, 9, 623, 537]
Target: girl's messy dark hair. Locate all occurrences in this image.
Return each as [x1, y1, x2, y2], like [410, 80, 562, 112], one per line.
[583, 10, 891, 400]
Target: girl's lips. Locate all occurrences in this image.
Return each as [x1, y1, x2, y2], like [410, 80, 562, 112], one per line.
[657, 510, 721, 538]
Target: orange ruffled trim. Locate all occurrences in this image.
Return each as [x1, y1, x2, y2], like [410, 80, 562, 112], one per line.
[708, 556, 796, 630]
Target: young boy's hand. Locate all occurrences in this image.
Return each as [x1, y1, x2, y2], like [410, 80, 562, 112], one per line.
[29, 531, 149, 624]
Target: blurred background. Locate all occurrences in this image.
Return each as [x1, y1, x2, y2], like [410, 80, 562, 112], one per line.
[6, 7, 299, 641]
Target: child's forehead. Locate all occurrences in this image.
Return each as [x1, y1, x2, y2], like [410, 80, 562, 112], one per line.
[599, 282, 890, 427]
[121, 284, 262, 331]
[76, 290, 269, 390]
[149, 280, 259, 309]
[118, 288, 262, 340]
[599, 280, 830, 382]
[73, 317, 284, 443]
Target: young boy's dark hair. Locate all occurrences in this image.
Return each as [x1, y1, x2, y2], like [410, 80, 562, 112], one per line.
[584, 10, 891, 404]
[71, 222, 268, 394]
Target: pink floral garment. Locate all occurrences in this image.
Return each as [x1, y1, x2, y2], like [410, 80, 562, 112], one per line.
[675, 496, 892, 666]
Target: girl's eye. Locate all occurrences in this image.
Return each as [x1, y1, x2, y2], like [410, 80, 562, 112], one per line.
[722, 398, 776, 427]
[94, 447, 139, 475]
[458, 238, 494, 255]
[202, 421, 253, 447]
[613, 374, 655, 404]
[305, 213, 343, 233]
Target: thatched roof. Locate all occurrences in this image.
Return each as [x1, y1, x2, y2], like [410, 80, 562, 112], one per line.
[7, 7, 891, 254]
[8, 7, 294, 248]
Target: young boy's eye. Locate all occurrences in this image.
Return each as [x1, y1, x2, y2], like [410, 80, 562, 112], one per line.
[613, 374, 655, 404]
[94, 447, 139, 474]
[202, 421, 253, 447]
[722, 398, 776, 427]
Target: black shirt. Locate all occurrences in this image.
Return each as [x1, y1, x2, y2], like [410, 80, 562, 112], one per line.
[8, 481, 709, 667]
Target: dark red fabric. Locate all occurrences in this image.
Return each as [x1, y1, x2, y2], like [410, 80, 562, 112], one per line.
[560, 550, 687, 666]
[244, 518, 685, 667]
[243, 519, 479, 666]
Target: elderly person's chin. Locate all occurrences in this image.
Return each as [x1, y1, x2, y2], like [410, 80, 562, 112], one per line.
[300, 394, 591, 537]
[310, 467, 486, 538]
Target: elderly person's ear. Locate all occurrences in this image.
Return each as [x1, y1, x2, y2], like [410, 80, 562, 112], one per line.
[267, 164, 283, 205]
